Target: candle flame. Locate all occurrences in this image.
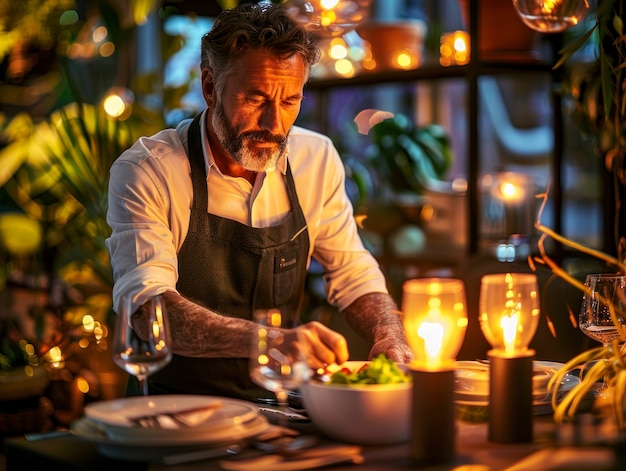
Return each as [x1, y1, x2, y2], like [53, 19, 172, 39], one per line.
[418, 321, 445, 366]
[500, 308, 520, 355]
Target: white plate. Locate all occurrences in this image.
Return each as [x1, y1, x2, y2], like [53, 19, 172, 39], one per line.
[84, 395, 257, 429]
[454, 372, 581, 415]
[84, 395, 261, 442]
[455, 361, 561, 396]
[71, 413, 270, 449]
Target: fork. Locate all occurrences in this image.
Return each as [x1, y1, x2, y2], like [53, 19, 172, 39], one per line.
[127, 404, 221, 428]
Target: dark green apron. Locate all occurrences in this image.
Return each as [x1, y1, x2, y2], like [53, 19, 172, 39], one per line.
[147, 115, 310, 402]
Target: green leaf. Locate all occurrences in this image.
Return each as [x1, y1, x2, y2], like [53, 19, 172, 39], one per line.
[599, 43, 615, 122]
[553, 26, 597, 70]
[614, 14, 623, 35]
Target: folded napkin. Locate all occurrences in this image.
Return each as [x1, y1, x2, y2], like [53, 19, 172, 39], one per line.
[219, 445, 363, 471]
[505, 447, 614, 470]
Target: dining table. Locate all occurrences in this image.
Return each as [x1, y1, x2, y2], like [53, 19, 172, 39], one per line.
[2, 404, 622, 471]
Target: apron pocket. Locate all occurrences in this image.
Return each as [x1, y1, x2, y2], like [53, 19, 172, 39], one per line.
[273, 251, 298, 305]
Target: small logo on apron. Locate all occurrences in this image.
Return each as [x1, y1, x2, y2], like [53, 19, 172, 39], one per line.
[275, 252, 297, 272]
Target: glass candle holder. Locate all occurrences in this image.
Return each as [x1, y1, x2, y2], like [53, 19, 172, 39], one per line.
[283, 0, 372, 37]
[479, 273, 540, 443]
[401, 278, 468, 465]
[512, 0, 591, 33]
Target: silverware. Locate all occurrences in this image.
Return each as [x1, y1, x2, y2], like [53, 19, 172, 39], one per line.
[254, 435, 318, 455]
[257, 407, 309, 422]
[161, 444, 242, 465]
[219, 444, 364, 470]
[24, 430, 72, 441]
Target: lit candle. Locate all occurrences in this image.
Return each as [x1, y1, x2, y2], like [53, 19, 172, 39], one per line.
[402, 278, 468, 465]
[479, 272, 540, 443]
[481, 172, 534, 251]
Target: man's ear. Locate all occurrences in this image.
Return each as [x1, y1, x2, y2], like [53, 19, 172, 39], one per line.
[201, 68, 216, 108]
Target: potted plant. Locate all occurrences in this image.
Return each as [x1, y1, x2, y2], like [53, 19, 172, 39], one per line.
[364, 113, 454, 198]
[533, 0, 626, 428]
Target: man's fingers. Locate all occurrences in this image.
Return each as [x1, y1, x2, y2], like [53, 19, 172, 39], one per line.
[298, 322, 349, 367]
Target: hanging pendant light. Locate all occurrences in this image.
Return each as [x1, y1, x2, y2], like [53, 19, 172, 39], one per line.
[282, 0, 372, 38]
[512, 0, 591, 33]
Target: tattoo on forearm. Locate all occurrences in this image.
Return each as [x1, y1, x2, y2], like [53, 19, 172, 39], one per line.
[133, 291, 255, 358]
[342, 292, 404, 343]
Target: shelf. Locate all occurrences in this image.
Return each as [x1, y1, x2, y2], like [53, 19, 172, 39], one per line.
[307, 57, 555, 90]
[300, 1, 565, 260]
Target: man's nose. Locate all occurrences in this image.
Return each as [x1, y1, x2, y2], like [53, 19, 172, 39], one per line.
[259, 102, 282, 134]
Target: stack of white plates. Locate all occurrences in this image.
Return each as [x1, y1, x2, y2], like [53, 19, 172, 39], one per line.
[71, 395, 270, 460]
[454, 361, 581, 415]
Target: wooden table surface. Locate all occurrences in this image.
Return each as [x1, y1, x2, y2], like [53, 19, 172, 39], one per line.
[3, 413, 621, 471]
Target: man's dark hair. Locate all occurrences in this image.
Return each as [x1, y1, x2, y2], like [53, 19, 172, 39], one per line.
[201, 2, 320, 81]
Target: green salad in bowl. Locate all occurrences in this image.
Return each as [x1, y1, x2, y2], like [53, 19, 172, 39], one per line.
[326, 354, 412, 385]
[300, 355, 412, 445]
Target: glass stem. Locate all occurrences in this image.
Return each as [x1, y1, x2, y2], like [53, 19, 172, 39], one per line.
[275, 389, 289, 428]
[602, 342, 612, 389]
[138, 376, 149, 396]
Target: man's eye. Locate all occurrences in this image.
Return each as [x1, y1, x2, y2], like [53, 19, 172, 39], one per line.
[283, 99, 301, 108]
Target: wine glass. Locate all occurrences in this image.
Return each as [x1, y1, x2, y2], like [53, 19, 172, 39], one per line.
[249, 309, 311, 424]
[112, 294, 173, 396]
[579, 273, 626, 395]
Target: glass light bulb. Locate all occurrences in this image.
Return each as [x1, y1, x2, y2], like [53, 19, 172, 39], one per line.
[479, 273, 540, 356]
[283, 0, 372, 37]
[401, 278, 468, 370]
[512, 0, 591, 33]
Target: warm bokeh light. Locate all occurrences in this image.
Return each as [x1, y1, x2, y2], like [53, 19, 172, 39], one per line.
[395, 50, 416, 69]
[94, 322, 104, 341]
[269, 309, 282, 327]
[103, 94, 125, 118]
[103, 87, 134, 120]
[335, 58, 355, 76]
[99, 42, 115, 57]
[45, 345, 66, 369]
[92, 25, 108, 43]
[329, 39, 348, 59]
[496, 177, 527, 204]
[77, 376, 90, 394]
[311, 33, 363, 78]
[440, 30, 470, 66]
[82, 314, 95, 332]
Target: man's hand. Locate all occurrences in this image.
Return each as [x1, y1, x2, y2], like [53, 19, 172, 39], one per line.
[369, 332, 414, 363]
[343, 292, 414, 364]
[296, 321, 349, 369]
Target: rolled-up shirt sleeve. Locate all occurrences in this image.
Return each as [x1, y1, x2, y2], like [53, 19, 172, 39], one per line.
[106, 132, 192, 315]
[288, 129, 389, 312]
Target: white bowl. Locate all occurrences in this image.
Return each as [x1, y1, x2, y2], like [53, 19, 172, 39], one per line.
[299, 361, 412, 445]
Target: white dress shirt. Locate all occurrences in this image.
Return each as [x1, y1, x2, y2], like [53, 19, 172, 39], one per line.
[106, 111, 388, 315]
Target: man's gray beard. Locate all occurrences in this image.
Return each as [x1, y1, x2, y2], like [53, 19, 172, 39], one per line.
[212, 102, 287, 173]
